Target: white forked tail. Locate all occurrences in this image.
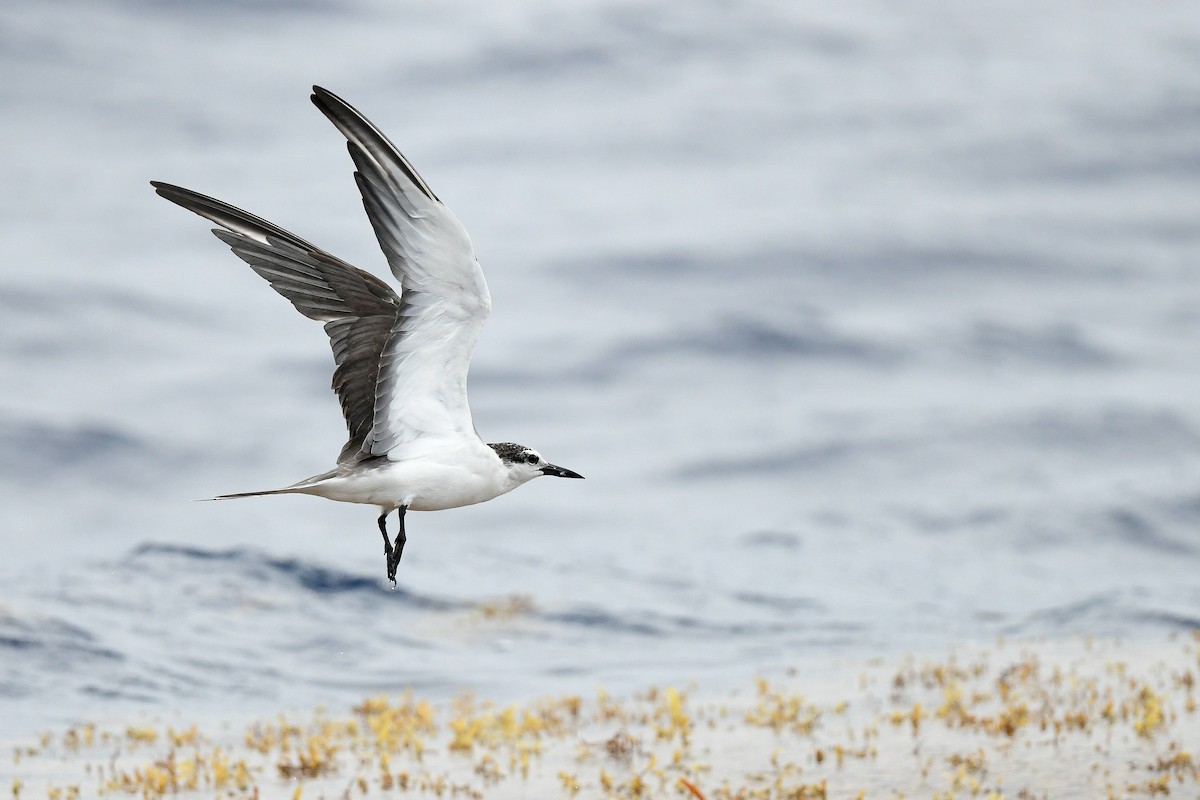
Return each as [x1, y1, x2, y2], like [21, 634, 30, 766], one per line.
[205, 469, 340, 501]
[207, 487, 301, 500]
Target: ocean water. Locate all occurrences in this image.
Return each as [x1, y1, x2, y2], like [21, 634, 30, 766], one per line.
[2, 0, 1200, 735]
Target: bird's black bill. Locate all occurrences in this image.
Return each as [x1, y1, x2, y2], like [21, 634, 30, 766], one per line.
[541, 464, 584, 479]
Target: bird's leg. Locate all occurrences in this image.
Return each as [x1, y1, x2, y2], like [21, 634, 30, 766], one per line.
[386, 505, 408, 584]
[378, 512, 393, 579]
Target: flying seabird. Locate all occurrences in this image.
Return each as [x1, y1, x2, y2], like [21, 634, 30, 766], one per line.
[152, 86, 583, 584]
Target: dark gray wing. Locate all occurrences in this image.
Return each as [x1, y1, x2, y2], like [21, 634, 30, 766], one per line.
[151, 181, 400, 463]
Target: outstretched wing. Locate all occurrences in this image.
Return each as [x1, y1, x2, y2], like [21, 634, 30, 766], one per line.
[310, 86, 491, 461]
[151, 181, 402, 463]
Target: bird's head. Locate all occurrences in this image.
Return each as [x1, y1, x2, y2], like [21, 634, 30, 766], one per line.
[489, 442, 584, 486]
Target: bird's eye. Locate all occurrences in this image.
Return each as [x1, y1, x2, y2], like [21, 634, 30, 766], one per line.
[525, 454, 538, 464]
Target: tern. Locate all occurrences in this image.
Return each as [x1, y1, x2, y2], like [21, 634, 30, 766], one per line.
[152, 86, 583, 584]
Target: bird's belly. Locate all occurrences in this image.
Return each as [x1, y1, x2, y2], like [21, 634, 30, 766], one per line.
[310, 459, 509, 512]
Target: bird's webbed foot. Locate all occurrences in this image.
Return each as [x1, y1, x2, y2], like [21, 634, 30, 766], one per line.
[378, 512, 393, 574]
[384, 505, 408, 587]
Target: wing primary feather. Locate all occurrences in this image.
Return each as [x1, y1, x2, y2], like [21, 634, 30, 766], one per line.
[310, 86, 441, 204]
[151, 181, 322, 251]
[152, 178, 403, 464]
[156, 88, 492, 466]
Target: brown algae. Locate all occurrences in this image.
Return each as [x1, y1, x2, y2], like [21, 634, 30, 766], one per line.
[4, 634, 1198, 799]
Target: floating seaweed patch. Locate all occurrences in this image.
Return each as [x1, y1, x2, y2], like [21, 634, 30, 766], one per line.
[5, 635, 1200, 799]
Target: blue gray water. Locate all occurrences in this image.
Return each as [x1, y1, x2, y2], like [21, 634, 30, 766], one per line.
[3, 0, 1200, 735]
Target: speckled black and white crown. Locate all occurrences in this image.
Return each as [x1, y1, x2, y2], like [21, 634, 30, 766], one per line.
[488, 442, 535, 463]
